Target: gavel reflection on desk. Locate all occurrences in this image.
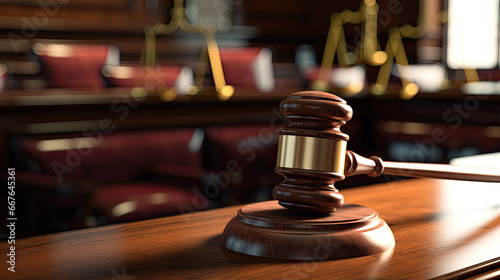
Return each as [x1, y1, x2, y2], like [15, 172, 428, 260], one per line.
[221, 91, 500, 261]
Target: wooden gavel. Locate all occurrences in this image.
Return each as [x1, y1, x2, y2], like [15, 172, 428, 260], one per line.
[273, 91, 500, 213]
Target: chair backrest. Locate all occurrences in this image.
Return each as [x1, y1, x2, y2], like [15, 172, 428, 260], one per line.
[219, 47, 275, 92]
[204, 125, 281, 203]
[12, 129, 203, 184]
[33, 43, 119, 88]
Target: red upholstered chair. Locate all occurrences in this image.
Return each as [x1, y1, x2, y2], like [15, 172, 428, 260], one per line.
[102, 65, 195, 95]
[12, 129, 208, 232]
[204, 125, 282, 205]
[219, 47, 275, 92]
[33, 43, 119, 88]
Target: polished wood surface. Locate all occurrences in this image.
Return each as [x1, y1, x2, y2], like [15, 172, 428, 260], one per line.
[221, 201, 394, 260]
[3, 178, 500, 279]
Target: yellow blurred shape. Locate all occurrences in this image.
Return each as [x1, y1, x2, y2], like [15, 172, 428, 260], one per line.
[217, 85, 234, 100]
[400, 82, 419, 99]
[160, 89, 177, 101]
[370, 51, 388, 66]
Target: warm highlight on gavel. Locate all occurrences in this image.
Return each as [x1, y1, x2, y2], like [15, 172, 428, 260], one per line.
[273, 91, 500, 213]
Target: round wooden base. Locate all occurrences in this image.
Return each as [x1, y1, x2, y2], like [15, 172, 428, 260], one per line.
[221, 200, 395, 261]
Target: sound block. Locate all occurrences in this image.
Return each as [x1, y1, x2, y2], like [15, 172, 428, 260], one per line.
[221, 200, 395, 261]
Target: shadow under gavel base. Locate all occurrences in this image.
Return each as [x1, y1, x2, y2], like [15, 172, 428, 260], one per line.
[221, 200, 395, 260]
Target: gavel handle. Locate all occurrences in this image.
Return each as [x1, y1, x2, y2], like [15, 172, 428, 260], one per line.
[345, 151, 500, 182]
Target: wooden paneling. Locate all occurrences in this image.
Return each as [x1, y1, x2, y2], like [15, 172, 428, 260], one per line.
[0, 0, 169, 33]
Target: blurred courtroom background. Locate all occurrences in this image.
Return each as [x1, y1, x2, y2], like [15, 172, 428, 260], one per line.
[1, 0, 499, 238]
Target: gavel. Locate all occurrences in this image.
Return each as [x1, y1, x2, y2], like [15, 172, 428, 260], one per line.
[273, 91, 500, 213]
[222, 91, 500, 261]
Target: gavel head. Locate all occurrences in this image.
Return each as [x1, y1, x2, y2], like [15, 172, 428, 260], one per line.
[273, 91, 353, 213]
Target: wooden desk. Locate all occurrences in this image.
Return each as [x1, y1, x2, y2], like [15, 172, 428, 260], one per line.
[2, 179, 500, 279]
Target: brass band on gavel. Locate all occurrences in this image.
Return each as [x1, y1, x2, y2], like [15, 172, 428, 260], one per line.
[277, 135, 347, 174]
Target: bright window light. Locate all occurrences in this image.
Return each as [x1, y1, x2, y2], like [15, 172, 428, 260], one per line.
[447, 0, 499, 69]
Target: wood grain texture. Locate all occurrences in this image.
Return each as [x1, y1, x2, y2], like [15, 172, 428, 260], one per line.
[278, 91, 352, 141]
[2, 179, 500, 279]
[432, 256, 500, 280]
[273, 166, 345, 213]
[221, 201, 394, 260]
